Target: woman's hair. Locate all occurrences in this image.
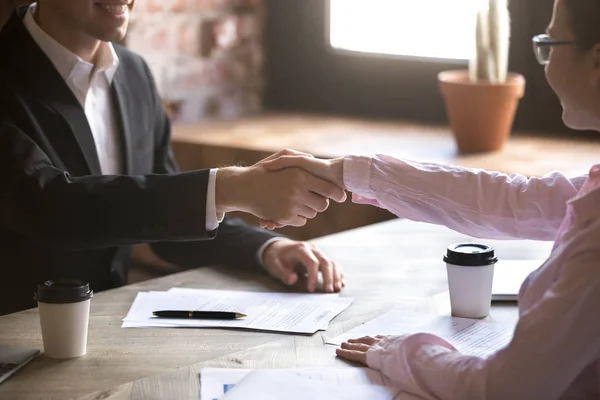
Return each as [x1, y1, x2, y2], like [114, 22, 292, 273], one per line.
[564, 0, 600, 50]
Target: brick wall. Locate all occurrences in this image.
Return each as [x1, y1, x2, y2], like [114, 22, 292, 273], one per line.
[126, 0, 265, 123]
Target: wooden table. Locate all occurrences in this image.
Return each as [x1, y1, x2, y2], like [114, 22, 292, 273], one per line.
[0, 219, 554, 400]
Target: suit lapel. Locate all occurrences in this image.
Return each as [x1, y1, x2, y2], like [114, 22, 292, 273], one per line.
[111, 74, 133, 175]
[51, 100, 102, 175]
[1, 8, 102, 176]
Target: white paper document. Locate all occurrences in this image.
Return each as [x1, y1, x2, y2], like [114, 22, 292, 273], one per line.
[167, 288, 344, 330]
[123, 289, 339, 328]
[168, 287, 342, 301]
[200, 367, 399, 400]
[219, 370, 397, 400]
[122, 289, 353, 334]
[326, 310, 514, 358]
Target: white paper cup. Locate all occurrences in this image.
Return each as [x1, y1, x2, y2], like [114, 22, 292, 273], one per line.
[443, 243, 497, 319]
[35, 280, 93, 359]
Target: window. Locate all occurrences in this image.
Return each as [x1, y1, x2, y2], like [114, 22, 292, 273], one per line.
[329, 0, 480, 61]
[265, 0, 566, 134]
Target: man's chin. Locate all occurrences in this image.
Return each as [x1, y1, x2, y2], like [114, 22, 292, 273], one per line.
[96, 28, 128, 44]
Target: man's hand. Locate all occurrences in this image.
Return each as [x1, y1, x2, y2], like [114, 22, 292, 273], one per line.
[256, 154, 346, 230]
[261, 155, 345, 188]
[215, 150, 347, 227]
[262, 239, 345, 293]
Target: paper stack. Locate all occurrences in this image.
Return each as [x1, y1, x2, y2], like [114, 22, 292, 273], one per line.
[325, 310, 515, 358]
[200, 367, 399, 400]
[122, 288, 353, 334]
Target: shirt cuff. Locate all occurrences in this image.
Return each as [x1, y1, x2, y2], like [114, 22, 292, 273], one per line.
[366, 334, 412, 372]
[206, 169, 224, 231]
[366, 346, 383, 371]
[256, 237, 288, 268]
[343, 155, 374, 197]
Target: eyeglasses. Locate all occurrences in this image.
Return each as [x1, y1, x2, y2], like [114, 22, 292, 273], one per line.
[532, 34, 576, 65]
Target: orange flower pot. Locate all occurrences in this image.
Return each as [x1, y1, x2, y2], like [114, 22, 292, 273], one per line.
[438, 70, 526, 154]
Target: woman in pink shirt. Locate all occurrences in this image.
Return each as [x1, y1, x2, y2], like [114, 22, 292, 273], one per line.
[262, 0, 600, 398]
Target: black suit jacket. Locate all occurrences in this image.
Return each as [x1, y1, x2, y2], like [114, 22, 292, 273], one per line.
[0, 8, 280, 316]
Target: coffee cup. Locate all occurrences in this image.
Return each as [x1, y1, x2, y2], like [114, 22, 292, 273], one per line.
[443, 243, 497, 318]
[34, 279, 93, 359]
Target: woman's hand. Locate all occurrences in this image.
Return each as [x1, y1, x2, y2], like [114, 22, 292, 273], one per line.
[335, 335, 387, 365]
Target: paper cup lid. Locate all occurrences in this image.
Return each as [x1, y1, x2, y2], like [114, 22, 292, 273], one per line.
[443, 243, 498, 266]
[34, 279, 93, 304]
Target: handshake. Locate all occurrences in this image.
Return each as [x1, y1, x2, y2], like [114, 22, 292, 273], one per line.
[215, 149, 346, 229]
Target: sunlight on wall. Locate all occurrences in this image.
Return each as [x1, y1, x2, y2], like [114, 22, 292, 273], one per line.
[330, 0, 480, 60]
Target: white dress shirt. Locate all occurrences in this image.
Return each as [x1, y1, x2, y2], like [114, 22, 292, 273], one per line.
[23, 4, 278, 263]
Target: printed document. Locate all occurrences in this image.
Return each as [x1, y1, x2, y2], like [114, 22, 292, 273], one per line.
[326, 310, 514, 358]
[122, 289, 353, 334]
[200, 367, 398, 400]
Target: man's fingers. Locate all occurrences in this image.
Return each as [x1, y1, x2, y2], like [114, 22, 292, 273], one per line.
[312, 248, 334, 293]
[279, 149, 314, 158]
[261, 149, 314, 164]
[287, 244, 320, 292]
[305, 174, 347, 203]
[259, 219, 278, 230]
[335, 348, 368, 365]
[269, 216, 306, 227]
[333, 261, 344, 291]
[287, 215, 308, 227]
[302, 191, 330, 213]
[313, 242, 344, 291]
[267, 257, 298, 286]
[264, 157, 345, 194]
[262, 155, 313, 172]
[297, 206, 318, 220]
[260, 219, 286, 229]
[281, 149, 313, 157]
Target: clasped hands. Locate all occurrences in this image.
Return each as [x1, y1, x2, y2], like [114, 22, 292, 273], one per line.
[214, 149, 346, 294]
[216, 149, 346, 229]
[258, 149, 346, 229]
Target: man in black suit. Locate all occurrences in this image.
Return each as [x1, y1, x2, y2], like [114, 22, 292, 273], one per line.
[0, 1, 347, 316]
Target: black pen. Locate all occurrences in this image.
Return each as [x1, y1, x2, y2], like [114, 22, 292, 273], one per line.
[152, 310, 247, 319]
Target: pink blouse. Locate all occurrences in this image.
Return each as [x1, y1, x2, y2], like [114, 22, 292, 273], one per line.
[343, 155, 600, 399]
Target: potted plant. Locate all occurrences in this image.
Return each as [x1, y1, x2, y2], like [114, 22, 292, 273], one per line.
[438, 0, 525, 154]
